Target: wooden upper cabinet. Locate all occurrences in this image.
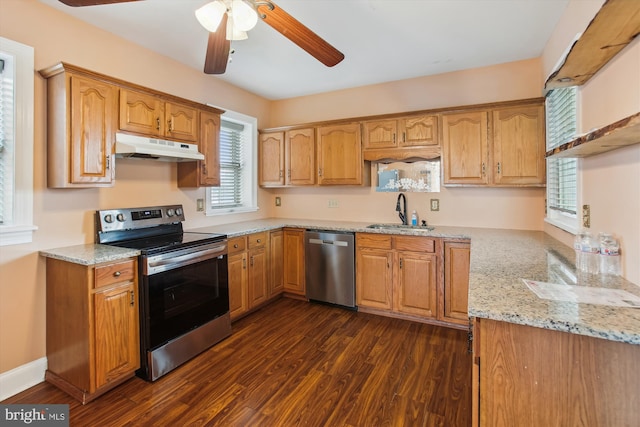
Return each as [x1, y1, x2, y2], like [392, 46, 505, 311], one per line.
[316, 123, 364, 185]
[363, 115, 438, 150]
[286, 128, 316, 185]
[363, 120, 398, 149]
[43, 70, 116, 188]
[119, 89, 198, 142]
[70, 76, 116, 186]
[399, 115, 438, 147]
[259, 132, 285, 187]
[492, 104, 545, 186]
[177, 111, 220, 187]
[119, 89, 164, 136]
[442, 111, 489, 185]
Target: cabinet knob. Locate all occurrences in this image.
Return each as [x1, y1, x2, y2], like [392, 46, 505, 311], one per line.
[113, 271, 121, 277]
[256, 239, 261, 243]
[234, 243, 239, 248]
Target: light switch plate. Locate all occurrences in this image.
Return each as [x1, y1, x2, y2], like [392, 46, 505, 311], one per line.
[430, 199, 440, 211]
[275, 196, 281, 207]
[196, 198, 204, 212]
[582, 204, 590, 228]
[328, 199, 339, 208]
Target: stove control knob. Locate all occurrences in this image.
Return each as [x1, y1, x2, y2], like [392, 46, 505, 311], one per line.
[176, 207, 183, 216]
[104, 214, 114, 223]
[166, 208, 175, 217]
[116, 213, 126, 222]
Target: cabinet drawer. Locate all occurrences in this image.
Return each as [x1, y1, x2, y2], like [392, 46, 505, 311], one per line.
[394, 236, 435, 253]
[228, 236, 247, 254]
[357, 233, 392, 250]
[248, 232, 268, 249]
[95, 259, 136, 288]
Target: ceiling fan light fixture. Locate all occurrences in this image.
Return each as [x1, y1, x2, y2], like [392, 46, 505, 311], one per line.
[195, 1, 227, 33]
[231, 0, 258, 31]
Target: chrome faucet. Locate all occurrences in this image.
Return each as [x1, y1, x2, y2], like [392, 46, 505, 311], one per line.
[396, 193, 408, 225]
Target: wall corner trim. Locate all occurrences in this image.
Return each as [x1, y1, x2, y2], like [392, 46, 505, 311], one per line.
[0, 357, 47, 401]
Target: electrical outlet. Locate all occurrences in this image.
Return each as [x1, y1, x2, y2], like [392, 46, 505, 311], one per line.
[196, 198, 204, 212]
[275, 196, 281, 207]
[430, 199, 440, 211]
[328, 199, 339, 208]
[582, 204, 590, 228]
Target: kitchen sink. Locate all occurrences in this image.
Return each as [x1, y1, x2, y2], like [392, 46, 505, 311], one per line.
[366, 223, 435, 231]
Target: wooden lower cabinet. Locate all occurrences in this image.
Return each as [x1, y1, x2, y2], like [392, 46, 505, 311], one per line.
[356, 233, 468, 328]
[228, 232, 270, 320]
[356, 234, 440, 322]
[283, 228, 305, 296]
[269, 230, 284, 296]
[443, 240, 471, 325]
[395, 251, 437, 318]
[473, 318, 640, 427]
[45, 257, 139, 404]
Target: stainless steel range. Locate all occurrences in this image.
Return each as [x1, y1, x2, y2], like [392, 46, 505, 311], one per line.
[96, 204, 230, 381]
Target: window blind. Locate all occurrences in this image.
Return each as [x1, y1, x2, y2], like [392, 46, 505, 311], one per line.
[546, 87, 577, 215]
[0, 57, 14, 225]
[210, 119, 245, 209]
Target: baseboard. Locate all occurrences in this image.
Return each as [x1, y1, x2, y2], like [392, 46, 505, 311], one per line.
[0, 357, 47, 401]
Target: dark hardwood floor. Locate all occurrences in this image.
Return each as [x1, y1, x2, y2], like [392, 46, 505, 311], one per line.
[4, 298, 472, 426]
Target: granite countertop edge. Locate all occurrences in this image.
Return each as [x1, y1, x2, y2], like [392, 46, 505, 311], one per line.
[41, 218, 639, 345]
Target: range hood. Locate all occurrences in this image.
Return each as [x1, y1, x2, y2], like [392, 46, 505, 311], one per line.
[115, 132, 204, 162]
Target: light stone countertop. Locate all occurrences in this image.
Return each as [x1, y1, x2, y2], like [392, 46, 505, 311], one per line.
[40, 244, 140, 266]
[191, 219, 640, 345]
[40, 218, 640, 345]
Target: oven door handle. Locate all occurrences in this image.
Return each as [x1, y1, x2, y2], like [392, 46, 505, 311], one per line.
[145, 244, 227, 275]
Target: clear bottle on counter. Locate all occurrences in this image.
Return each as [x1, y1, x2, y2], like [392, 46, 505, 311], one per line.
[574, 230, 586, 271]
[580, 231, 600, 274]
[599, 233, 621, 276]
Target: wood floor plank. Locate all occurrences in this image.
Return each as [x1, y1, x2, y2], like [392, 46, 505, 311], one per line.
[2, 298, 472, 426]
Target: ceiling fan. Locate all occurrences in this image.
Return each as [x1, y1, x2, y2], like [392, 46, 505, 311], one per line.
[57, 0, 345, 75]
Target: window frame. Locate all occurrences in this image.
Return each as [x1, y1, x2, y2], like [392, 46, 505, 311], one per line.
[205, 108, 258, 216]
[544, 86, 580, 235]
[0, 37, 36, 246]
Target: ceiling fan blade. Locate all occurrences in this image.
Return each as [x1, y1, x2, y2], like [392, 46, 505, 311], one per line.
[257, 2, 344, 67]
[204, 14, 231, 75]
[58, 0, 140, 6]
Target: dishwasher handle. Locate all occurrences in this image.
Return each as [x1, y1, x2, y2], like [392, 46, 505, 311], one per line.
[308, 238, 349, 247]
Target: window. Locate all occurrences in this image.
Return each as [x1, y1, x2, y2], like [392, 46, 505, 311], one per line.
[545, 86, 579, 233]
[0, 37, 36, 246]
[206, 109, 258, 215]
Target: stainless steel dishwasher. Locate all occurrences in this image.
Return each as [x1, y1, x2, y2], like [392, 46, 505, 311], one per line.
[305, 230, 356, 309]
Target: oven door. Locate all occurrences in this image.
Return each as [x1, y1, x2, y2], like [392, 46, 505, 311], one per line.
[140, 242, 229, 351]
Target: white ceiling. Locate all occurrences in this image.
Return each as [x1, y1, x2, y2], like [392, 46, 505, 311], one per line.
[38, 0, 569, 100]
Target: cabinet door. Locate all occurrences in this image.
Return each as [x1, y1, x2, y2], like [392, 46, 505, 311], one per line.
[228, 252, 248, 320]
[492, 104, 545, 185]
[119, 89, 164, 136]
[178, 111, 220, 187]
[248, 246, 268, 308]
[70, 75, 116, 185]
[94, 281, 139, 390]
[356, 248, 393, 310]
[269, 230, 284, 296]
[399, 115, 438, 147]
[259, 132, 285, 186]
[165, 101, 198, 142]
[443, 242, 470, 325]
[394, 251, 437, 318]
[283, 229, 305, 295]
[316, 123, 363, 185]
[286, 128, 316, 185]
[442, 111, 489, 185]
[363, 120, 398, 149]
